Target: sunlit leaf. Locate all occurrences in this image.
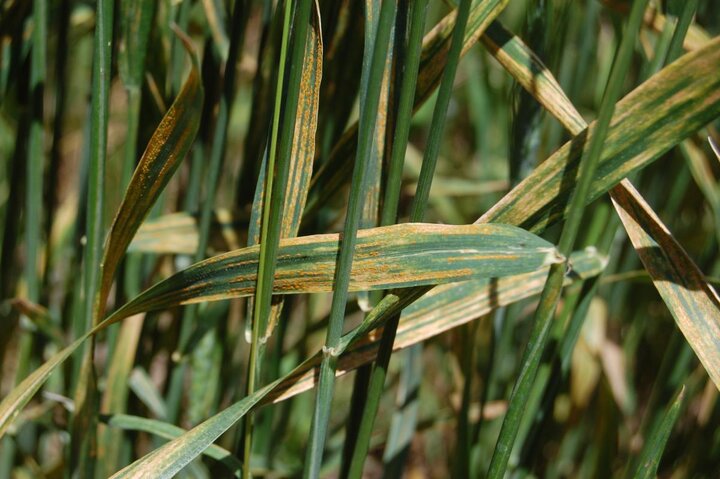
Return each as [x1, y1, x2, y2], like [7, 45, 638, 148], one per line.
[611, 181, 720, 390]
[110, 223, 562, 322]
[479, 37, 720, 232]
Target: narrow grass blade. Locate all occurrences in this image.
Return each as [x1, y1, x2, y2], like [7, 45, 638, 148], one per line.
[102, 414, 242, 476]
[98, 29, 203, 314]
[611, 181, 720, 389]
[25, 0, 46, 305]
[632, 385, 686, 479]
[81, 0, 114, 335]
[72, 0, 115, 472]
[380, 0, 428, 227]
[118, 0, 154, 91]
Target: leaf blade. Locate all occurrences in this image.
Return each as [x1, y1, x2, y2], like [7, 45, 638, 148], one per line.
[611, 181, 720, 389]
[97, 30, 203, 312]
[479, 36, 720, 232]
[111, 223, 562, 321]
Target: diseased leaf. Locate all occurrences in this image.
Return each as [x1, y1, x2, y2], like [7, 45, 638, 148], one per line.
[0, 30, 202, 441]
[248, 7, 322, 242]
[0, 222, 559, 439]
[109, 248, 604, 478]
[247, 4, 323, 339]
[110, 223, 562, 322]
[266, 248, 607, 404]
[97, 29, 203, 314]
[611, 181, 720, 390]
[102, 414, 242, 476]
[479, 36, 720, 232]
[481, 20, 586, 136]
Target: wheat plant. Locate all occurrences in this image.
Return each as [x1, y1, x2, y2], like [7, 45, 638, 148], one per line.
[1, 0, 719, 477]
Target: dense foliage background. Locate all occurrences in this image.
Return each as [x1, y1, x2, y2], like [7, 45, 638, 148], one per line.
[1, 0, 719, 477]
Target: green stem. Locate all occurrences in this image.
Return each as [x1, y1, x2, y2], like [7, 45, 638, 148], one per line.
[165, 0, 248, 424]
[303, 1, 397, 476]
[244, 0, 293, 474]
[486, 1, 648, 476]
[85, 0, 113, 330]
[341, 0, 413, 468]
[344, 1, 470, 477]
[3, 2, 48, 476]
[72, 0, 114, 475]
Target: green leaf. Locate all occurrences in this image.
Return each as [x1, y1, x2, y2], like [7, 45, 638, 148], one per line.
[632, 385, 686, 479]
[611, 181, 720, 390]
[118, 0, 154, 90]
[110, 223, 562, 322]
